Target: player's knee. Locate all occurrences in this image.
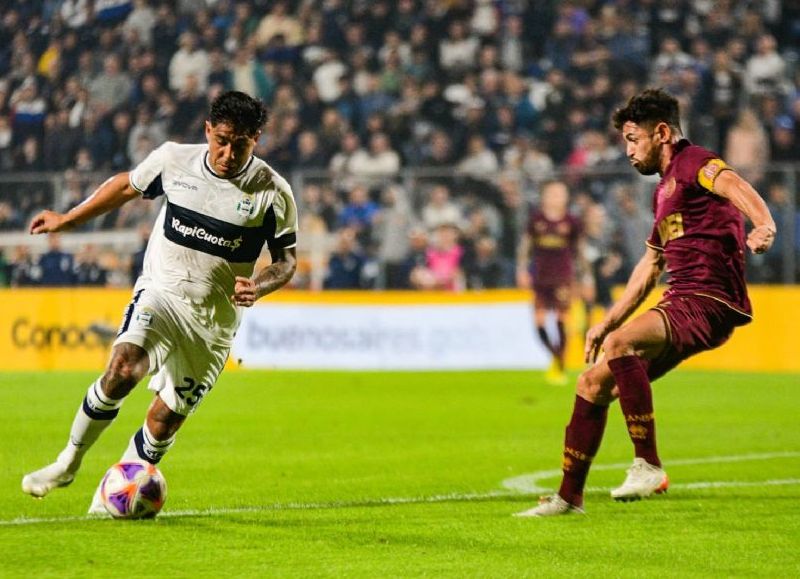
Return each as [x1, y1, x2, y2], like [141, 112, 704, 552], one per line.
[576, 370, 600, 401]
[576, 369, 615, 405]
[602, 330, 634, 359]
[103, 351, 147, 398]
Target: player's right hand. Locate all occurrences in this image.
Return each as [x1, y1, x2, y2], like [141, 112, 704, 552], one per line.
[746, 225, 775, 254]
[584, 321, 610, 364]
[29, 210, 67, 235]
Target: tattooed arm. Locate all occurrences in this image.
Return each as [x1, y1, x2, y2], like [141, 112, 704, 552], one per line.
[231, 246, 297, 307]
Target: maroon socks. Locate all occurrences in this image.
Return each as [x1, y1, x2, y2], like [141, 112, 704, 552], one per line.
[558, 396, 608, 506]
[608, 355, 661, 467]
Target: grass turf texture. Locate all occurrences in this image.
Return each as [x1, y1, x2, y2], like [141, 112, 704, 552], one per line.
[1, 370, 798, 578]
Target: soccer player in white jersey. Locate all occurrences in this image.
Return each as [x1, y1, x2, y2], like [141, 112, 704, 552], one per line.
[21, 91, 298, 513]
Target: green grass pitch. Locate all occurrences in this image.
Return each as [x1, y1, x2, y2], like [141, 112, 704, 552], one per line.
[1, 369, 798, 577]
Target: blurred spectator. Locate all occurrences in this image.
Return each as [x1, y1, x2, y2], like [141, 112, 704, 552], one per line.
[254, 1, 303, 49]
[439, 20, 479, 78]
[611, 184, 652, 269]
[88, 54, 133, 116]
[123, 0, 157, 48]
[423, 223, 464, 291]
[464, 236, 511, 289]
[503, 134, 554, 184]
[37, 234, 75, 286]
[652, 37, 695, 83]
[168, 32, 209, 94]
[421, 184, 464, 232]
[230, 45, 272, 102]
[74, 243, 108, 286]
[582, 202, 626, 315]
[10, 78, 46, 144]
[43, 108, 80, 170]
[457, 134, 499, 180]
[329, 131, 362, 193]
[8, 245, 38, 286]
[60, 0, 91, 29]
[170, 75, 207, 139]
[0, 114, 12, 169]
[299, 183, 338, 233]
[744, 34, 788, 99]
[13, 135, 44, 171]
[295, 130, 327, 170]
[348, 132, 401, 189]
[128, 105, 166, 165]
[323, 227, 366, 289]
[725, 108, 769, 187]
[374, 184, 414, 289]
[769, 115, 799, 162]
[337, 184, 379, 244]
[0, 200, 22, 231]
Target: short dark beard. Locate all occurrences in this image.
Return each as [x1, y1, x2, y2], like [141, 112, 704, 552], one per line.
[635, 146, 661, 175]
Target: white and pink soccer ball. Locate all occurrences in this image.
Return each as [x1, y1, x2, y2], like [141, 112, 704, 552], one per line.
[100, 461, 167, 519]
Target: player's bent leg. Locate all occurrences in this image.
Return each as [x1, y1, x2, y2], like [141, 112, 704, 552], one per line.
[22, 344, 150, 499]
[515, 364, 616, 517]
[602, 311, 671, 501]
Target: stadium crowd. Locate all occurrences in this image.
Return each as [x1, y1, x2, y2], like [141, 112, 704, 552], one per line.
[0, 0, 799, 289]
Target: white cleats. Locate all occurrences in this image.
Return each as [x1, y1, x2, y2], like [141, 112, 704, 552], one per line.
[21, 462, 75, 498]
[611, 458, 669, 501]
[514, 494, 585, 518]
[87, 482, 109, 516]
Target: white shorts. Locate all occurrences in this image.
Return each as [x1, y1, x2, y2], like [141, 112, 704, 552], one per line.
[114, 287, 231, 416]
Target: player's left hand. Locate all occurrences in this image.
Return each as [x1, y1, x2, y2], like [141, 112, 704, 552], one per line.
[232, 276, 258, 307]
[746, 225, 775, 254]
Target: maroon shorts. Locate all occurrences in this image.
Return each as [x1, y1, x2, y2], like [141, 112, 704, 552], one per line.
[644, 294, 748, 380]
[533, 284, 571, 311]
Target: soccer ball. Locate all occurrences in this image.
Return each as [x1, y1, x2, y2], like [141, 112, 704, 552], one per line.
[100, 461, 167, 519]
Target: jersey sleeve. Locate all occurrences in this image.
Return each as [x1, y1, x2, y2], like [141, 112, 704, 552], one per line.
[266, 181, 298, 249]
[646, 221, 663, 251]
[129, 142, 171, 199]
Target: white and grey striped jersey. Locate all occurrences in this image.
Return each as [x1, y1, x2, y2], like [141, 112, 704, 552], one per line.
[129, 141, 297, 343]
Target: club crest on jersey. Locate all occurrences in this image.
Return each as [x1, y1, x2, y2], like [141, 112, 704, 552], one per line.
[660, 177, 676, 200]
[236, 195, 255, 217]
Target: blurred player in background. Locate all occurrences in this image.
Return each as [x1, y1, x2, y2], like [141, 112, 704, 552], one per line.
[517, 180, 583, 385]
[21, 91, 298, 514]
[518, 88, 776, 517]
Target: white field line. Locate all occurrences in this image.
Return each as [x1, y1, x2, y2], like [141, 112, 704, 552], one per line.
[3, 451, 799, 527]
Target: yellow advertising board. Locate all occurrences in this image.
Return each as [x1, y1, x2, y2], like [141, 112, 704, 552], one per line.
[0, 287, 797, 372]
[0, 288, 132, 371]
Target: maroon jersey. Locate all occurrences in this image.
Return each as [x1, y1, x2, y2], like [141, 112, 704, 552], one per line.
[528, 211, 582, 286]
[646, 139, 751, 322]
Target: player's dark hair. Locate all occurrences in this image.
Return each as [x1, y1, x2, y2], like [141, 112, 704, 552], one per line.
[208, 91, 268, 137]
[612, 88, 682, 133]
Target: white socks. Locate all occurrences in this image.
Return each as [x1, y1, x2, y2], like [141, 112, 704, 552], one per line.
[57, 380, 124, 474]
[121, 423, 175, 465]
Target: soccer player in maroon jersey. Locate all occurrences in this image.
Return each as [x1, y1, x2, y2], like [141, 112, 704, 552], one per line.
[517, 88, 776, 517]
[517, 180, 583, 384]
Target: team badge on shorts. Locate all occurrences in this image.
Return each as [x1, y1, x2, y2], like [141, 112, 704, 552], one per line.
[236, 195, 255, 218]
[134, 308, 154, 327]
